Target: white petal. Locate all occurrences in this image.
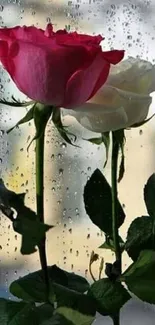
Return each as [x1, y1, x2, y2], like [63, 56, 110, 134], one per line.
[106, 57, 155, 95]
[89, 84, 151, 109]
[66, 87, 152, 133]
[64, 103, 128, 133]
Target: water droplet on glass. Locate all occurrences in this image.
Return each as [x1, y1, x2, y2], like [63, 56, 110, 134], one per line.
[46, 17, 51, 23]
[68, 216, 72, 223]
[0, 5, 4, 12]
[61, 142, 67, 149]
[63, 208, 66, 217]
[0, 130, 4, 136]
[85, 269, 88, 276]
[59, 168, 64, 176]
[52, 179, 56, 184]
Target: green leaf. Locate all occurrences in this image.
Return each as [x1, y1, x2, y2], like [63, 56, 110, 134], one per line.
[125, 216, 155, 261]
[55, 307, 94, 325]
[99, 234, 124, 252]
[0, 179, 52, 254]
[13, 215, 52, 255]
[10, 265, 90, 302]
[36, 305, 93, 325]
[0, 298, 35, 325]
[10, 271, 52, 303]
[54, 284, 95, 316]
[0, 298, 94, 325]
[0, 299, 55, 325]
[144, 174, 155, 218]
[122, 250, 155, 304]
[34, 303, 54, 323]
[84, 169, 125, 234]
[52, 108, 78, 147]
[64, 270, 90, 293]
[7, 105, 35, 134]
[87, 278, 130, 316]
[0, 178, 25, 208]
[0, 96, 33, 108]
[40, 313, 73, 325]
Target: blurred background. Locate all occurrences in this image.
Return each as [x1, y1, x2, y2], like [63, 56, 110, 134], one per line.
[0, 0, 155, 324]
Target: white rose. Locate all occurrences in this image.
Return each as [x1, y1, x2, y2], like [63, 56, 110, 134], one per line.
[62, 57, 155, 133]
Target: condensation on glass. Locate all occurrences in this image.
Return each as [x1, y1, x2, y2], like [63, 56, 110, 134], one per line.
[0, 0, 155, 324]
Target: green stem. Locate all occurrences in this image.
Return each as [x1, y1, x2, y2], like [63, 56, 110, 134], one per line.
[36, 131, 49, 300]
[112, 314, 120, 325]
[111, 132, 122, 325]
[111, 132, 122, 273]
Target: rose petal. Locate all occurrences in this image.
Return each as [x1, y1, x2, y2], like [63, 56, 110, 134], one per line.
[106, 57, 155, 95]
[0, 40, 10, 72]
[0, 25, 124, 107]
[63, 103, 128, 133]
[69, 87, 152, 132]
[0, 40, 8, 58]
[88, 50, 125, 100]
[4, 39, 94, 105]
[102, 50, 125, 65]
[0, 25, 55, 45]
[56, 32, 104, 47]
[44, 23, 54, 37]
[65, 52, 110, 108]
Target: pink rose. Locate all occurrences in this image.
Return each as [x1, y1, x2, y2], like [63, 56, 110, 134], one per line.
[0, 24, 124, 108]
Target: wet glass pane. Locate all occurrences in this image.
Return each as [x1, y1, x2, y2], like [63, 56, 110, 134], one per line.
[0, 0, 155, 324]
